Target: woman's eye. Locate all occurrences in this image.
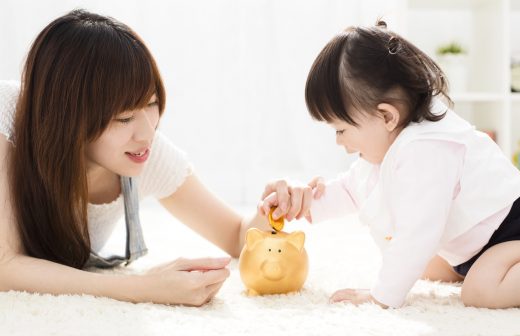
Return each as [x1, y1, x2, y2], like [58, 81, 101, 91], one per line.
[116, 116, 135, 124]
[336, 129, 345, 135]
[147, 101, 158, 107]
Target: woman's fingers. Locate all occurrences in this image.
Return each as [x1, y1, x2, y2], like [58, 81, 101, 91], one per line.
[205, 281, 225, 300]
[189, 281, 226, 307]
[175, 257, 231, 272]
[198, 268, 231, 287]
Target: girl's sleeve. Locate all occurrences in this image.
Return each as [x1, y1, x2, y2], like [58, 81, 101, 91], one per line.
[370, 140, 464, 308]
[309, 160, 367, 223]
[138, 131, 193, 200]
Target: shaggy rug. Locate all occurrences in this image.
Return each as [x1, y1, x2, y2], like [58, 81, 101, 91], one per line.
[1, 202, 519, 336]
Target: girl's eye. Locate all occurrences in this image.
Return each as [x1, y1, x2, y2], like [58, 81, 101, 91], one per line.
[116, 116, 135, 124]
[147, 101, 158, 107]
[336, 129, 345, 135]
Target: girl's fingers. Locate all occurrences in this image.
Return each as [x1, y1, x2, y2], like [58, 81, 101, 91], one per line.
[329, 289, 355, 303]
[275, 181, 290, 214]
[261, 182, 276, 200]
[296, 187, 313, 220]
[308, 176, 326, 199]
[260, 180, 291, 218]
[259, 192, 278, 216]
[272, 198, 290, 219]
[286, 187, 303, 221]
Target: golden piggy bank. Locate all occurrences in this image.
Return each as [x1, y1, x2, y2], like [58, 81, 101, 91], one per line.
[238, 228, 308, 296]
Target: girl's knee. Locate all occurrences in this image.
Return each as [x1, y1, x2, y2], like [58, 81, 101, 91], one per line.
[461, 280, 504, 309]
[460, 283, 485, 307]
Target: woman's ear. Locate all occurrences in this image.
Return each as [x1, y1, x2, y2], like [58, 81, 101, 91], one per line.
[377, 103, 400, 132]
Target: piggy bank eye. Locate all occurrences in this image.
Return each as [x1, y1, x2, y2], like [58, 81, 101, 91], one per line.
[268, 248, 271, 252]
[278, 249, 281, 253]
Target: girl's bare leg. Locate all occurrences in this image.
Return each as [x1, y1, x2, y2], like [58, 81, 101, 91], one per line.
[461, 241, 520, 308]
[421, 255, 464, 282]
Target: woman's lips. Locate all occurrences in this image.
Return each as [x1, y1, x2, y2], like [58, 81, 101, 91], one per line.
[125, 148, 150, 163]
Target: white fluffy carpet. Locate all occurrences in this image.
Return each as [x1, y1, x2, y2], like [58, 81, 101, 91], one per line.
[1, 202, 519, 336]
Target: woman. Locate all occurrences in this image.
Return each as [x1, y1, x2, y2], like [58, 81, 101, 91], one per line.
[0, 9, 270, 306]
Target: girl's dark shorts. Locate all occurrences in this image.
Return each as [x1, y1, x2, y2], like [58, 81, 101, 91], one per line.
[453, 196, 520, 276]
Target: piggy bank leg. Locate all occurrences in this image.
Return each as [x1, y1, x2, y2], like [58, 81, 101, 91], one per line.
[246, 288, 260, 296]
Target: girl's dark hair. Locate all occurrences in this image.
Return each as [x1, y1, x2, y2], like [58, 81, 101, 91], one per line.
[9, 9, 165, 269]
[305, 20, 450, 126]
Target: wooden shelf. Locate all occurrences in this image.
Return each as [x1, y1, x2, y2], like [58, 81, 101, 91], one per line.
[406, 0, 518, 156]
[511, 93, 520, 102]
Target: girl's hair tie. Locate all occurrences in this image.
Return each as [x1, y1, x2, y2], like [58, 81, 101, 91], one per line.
[388, 36, 400, 55]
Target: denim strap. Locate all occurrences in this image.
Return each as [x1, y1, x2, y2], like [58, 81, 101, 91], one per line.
[84, 176, 147, 268]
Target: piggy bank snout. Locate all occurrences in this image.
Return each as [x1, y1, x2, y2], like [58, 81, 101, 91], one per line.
[261, 260, 285, 280]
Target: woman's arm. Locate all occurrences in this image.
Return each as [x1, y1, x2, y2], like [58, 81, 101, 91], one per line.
[159, 174, 271, 258]
[0, 251, 230, 306]
[0, 135, 228, 306]
[0, 252, 141, 301]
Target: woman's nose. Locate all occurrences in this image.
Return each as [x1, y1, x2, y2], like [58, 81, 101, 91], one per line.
[133, 110, 158, 142]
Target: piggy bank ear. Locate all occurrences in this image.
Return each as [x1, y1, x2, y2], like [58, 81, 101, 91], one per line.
[287, 231, 305, 252]
[245, 228, 264, 251]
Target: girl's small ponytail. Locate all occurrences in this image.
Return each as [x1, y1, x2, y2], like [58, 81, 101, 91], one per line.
[375, 19, 387, 29]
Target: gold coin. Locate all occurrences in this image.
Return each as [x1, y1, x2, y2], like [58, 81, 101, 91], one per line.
[268, 208, 284, 231]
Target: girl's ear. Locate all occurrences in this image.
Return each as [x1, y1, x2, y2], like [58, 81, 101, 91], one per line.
[377, 103, 400, 132]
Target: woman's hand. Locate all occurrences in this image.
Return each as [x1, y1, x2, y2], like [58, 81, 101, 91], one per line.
[330, 288, 388, 308]
[141, 257, 231, 306]
[258, 177, 326, 222]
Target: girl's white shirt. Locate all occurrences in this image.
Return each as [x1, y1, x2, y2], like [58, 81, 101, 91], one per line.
[0, 81, 192, 253]
[310, 98, 520, 308]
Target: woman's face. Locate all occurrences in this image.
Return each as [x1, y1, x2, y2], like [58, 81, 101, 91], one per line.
[86, 95, 160, 177]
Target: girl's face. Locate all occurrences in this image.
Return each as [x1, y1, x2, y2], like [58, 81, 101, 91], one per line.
[330, 105, 401, 164]
[86, 95, 160, 177]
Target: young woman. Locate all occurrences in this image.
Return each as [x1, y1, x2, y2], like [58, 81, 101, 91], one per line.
[0, 9, 270, 306]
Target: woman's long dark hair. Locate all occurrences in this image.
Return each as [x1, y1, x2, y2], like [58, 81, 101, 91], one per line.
[9, 9, 165, 269]
[305, 20, 451, 127]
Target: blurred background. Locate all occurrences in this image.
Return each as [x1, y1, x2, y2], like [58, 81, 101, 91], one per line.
[1, 0, 519, 207]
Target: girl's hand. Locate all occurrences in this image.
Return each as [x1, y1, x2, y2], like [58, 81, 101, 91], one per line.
[258, 177, 326, 222]
[142, 257, 231, 306]
[330, 288, 388, 308]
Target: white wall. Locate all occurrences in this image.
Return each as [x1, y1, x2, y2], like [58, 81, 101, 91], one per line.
[0, 0, 404, 205]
